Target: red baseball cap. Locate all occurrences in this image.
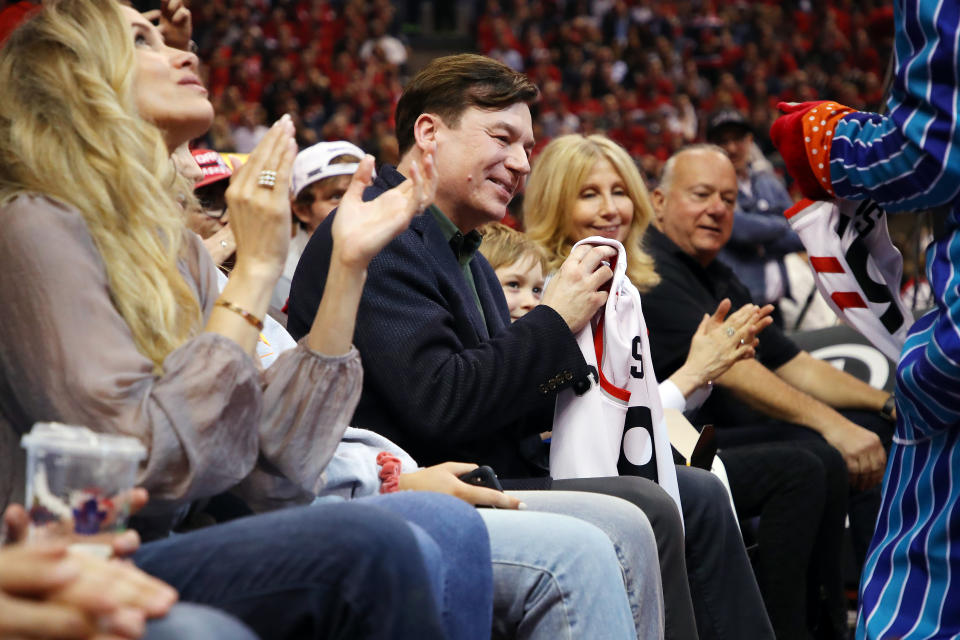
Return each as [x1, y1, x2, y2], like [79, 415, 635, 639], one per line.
[191, 149, 232, 188]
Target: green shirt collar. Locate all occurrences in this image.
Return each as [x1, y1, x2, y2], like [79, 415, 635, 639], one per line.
[428, 205, 483, 268]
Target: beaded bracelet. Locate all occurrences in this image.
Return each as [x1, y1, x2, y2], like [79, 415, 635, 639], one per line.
[214, 299, 264, 331]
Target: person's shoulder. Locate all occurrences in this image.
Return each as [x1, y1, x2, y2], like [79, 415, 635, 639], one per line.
[2, 193, 81, 223]
[643, 226, 673, 257]
[0, 194, 91, 247]
[364, 164, 406, 201]
[750, 167, 789, 191]
[643, 231, 688, 282]
[366, 212, 437, 272]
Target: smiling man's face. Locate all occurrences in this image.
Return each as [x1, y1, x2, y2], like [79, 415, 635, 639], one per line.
[652, 148, 737, 267]
[431, 102, 534, 232]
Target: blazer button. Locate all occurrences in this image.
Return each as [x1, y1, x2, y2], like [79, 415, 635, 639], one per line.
[564, 371, 573, 381]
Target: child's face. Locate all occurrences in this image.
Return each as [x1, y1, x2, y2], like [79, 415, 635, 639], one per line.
[294, 175, 351, 234]
[495, 256, 545, 321]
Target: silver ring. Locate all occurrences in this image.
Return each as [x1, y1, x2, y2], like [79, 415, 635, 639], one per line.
[739, 338, 746, 346]
[220, 240, 228, 248]
[257, 169, 278, 189]
[725, 327, 735, 337]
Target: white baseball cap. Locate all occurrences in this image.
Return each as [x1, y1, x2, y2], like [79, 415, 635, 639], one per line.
[290, 141, 370, 199]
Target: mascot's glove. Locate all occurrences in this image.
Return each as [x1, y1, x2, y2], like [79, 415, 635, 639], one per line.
[770, 100, 855, 201]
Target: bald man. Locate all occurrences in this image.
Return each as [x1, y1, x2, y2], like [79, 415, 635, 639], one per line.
[642, 145, 895, 560]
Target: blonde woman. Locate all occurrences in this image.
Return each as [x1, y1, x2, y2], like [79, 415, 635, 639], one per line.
[525, 134, 765, 399]
[524, 133, 851, 640]
[0, 2, 475, 639]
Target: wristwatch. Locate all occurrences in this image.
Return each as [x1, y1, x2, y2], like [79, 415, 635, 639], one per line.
[880, 394, 896, 421]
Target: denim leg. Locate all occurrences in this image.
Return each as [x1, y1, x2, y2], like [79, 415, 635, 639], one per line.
[144, 603, 259, 640]
[133, 502, 446, 640]
[676, 466, 775, 640]
[511, 490, 664, 640]
[311, 494, 448, 625]
[480, 508, 637, 640]
[354, 491, 494, 640]
[551, 475, 696, 640]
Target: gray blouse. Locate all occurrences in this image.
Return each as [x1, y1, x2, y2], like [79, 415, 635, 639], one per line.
[0, 195, 361, 530]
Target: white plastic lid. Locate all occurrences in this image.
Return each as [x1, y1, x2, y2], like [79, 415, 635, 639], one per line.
[21, 422, 147, 461]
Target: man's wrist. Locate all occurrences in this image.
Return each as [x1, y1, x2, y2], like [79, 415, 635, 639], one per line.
[880, 394, 896, 422]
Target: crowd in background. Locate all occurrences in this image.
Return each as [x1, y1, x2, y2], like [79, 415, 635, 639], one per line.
[191, 0, 409, 164]
[0, 0, 924, 638]
[189, 0, 894, 188]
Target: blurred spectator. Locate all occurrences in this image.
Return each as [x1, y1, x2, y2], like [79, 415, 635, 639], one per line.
[231, 103, 268, 153]
[706, 108, 803, 326]
[359, 18, 408, 67]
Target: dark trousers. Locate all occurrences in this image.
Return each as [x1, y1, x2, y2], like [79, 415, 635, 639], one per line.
[134, 500, 448, 640]
[551, 467, 775, 640]
[721, 440, 849, 640]
[715, 409, 895, 568]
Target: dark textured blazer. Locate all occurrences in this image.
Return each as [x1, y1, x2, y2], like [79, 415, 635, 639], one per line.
[287, 165, 590, 478]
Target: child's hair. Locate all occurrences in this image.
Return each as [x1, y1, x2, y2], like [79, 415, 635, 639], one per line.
[479, 223, 549, 272]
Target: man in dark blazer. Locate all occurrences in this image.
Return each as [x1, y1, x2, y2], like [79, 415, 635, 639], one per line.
[288, 54, 774, 640]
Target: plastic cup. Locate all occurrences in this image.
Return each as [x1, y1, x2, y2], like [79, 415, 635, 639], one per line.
[21, 422, 146, 546]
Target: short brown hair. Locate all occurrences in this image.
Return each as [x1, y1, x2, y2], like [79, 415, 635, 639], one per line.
[479, 223, 548, 273]
[395, 54, 539, 156]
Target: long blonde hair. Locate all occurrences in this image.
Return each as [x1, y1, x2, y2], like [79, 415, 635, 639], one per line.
[524, 134, 659, 292]
[0, 0, 202, 370]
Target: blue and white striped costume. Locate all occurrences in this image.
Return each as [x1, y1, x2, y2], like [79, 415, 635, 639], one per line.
[773, 0, 960, 637]
[795, 0, 960, 637]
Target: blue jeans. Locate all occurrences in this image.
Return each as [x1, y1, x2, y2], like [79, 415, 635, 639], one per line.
[145, 603, 258, 640]
[330, 492, 641, 638]
[336, 492, 494, 640]
[133, 500, 451, 640]
[550, 467, 775, 640]
[511, 490, 663, 639]
[482, 506, 639, 640]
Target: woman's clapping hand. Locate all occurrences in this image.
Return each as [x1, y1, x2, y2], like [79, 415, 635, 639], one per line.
[330, 149, 437, 270]
[670, 299, 774, 396]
